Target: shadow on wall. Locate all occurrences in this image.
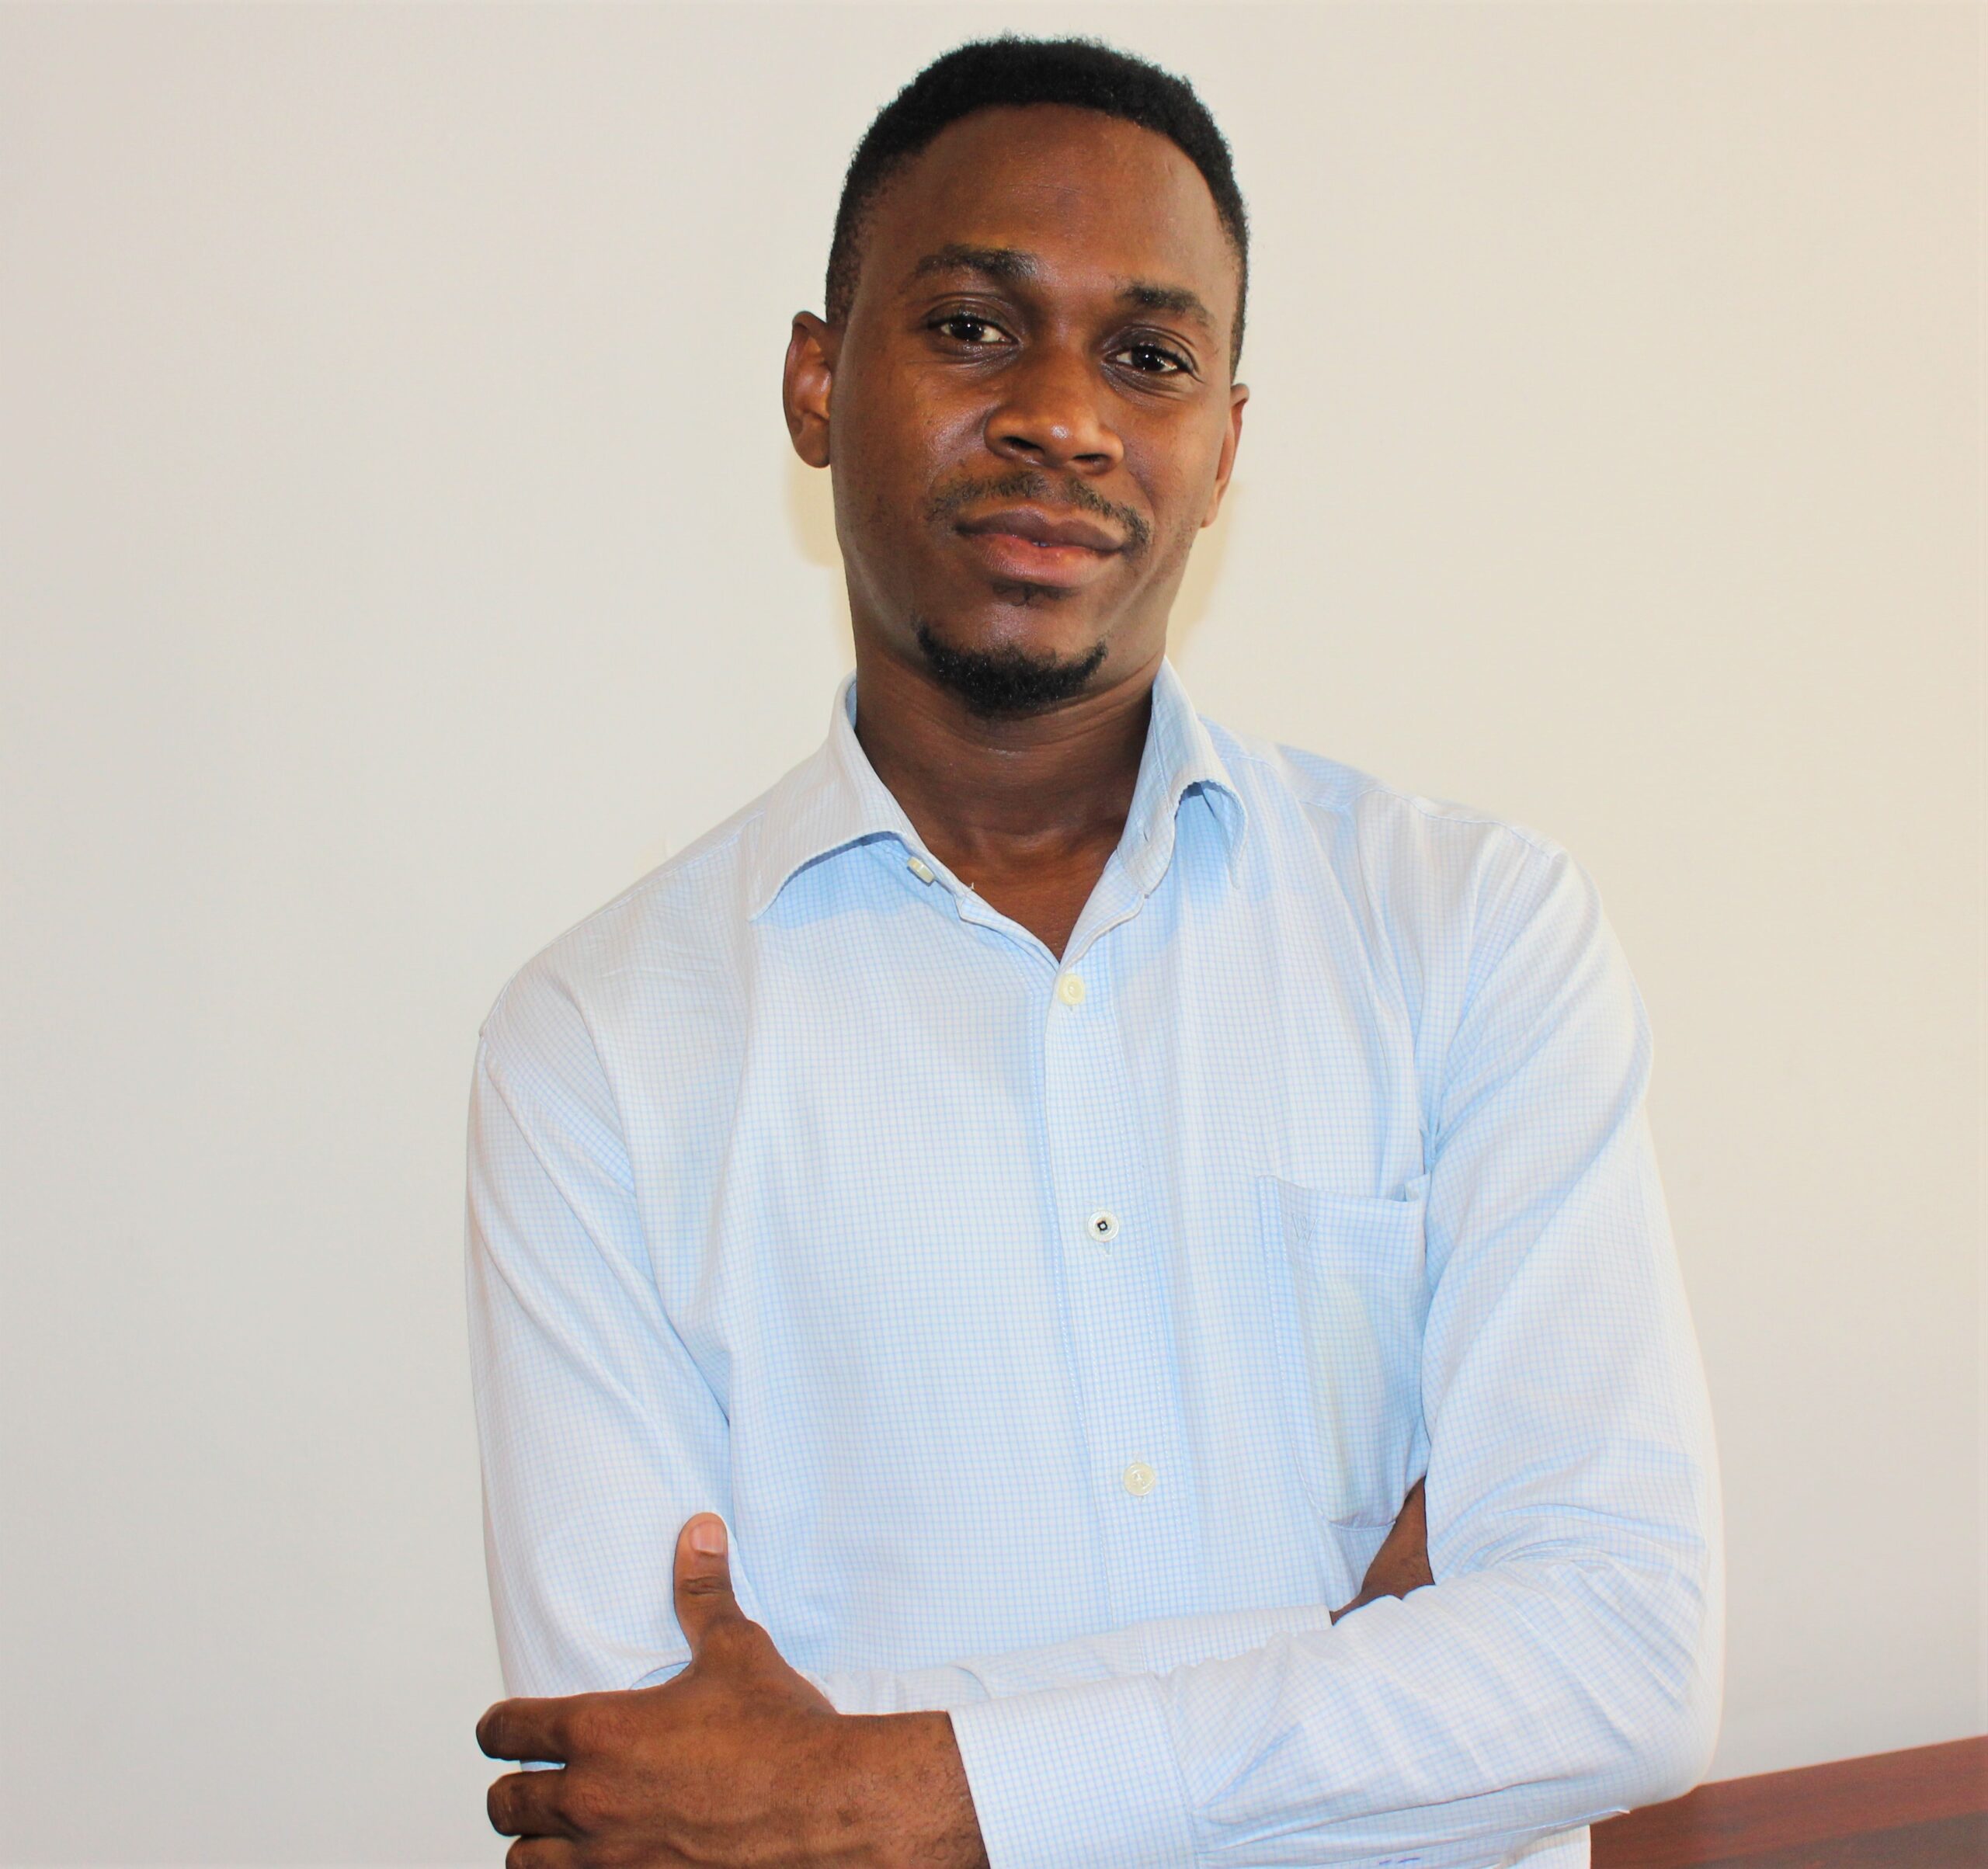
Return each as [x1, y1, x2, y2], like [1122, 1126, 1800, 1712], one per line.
[783, 452, 1240, 669]
[785, 453, 854, 669]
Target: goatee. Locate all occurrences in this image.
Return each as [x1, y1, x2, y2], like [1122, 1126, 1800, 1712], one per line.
[913, 620, 1107, 720]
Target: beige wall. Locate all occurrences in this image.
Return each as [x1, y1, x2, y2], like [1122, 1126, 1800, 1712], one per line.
[2, 3, 1979, 1860]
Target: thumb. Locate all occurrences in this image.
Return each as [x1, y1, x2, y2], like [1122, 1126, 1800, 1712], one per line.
[673, 1512, 746, 1655]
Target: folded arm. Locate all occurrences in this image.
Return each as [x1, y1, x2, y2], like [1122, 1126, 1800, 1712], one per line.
[467, 976, 1420, 1715]
[802, 1484, 1430, 1713]
[942, 846, 1725, 1868]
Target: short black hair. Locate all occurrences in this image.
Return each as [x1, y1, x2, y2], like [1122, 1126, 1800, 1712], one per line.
[826, 36, 1249, 367]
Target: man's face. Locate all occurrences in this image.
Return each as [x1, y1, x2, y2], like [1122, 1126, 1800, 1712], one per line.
[787, 105, 1246, 715]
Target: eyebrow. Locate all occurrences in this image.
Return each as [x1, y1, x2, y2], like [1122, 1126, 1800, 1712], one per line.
[910, 244, 1039, 284]
[909, 244, 1217, 333]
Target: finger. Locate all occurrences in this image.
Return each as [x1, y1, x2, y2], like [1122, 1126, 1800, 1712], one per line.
[1399, 1477, 1427, 1537]
[506, 1836, 578, 1869]
[673, 1511, 748, 1655]
[487, 1767, 572, 1839]
[477, 1696, 576, 1764]
[1386, 1476, 1434, 1589]
[1403, 1475, 1427, 1524]
[1382, 1476, 1426, 1547]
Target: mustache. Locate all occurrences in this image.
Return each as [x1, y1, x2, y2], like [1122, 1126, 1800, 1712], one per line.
[924, 470, 1152, 556]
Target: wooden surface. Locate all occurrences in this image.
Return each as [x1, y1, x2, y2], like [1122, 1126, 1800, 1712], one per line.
[1591, 1735, 1987, 1867]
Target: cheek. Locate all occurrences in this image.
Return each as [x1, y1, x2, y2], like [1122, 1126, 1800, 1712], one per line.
[1134, 453, 1222, 568]
[1132, 408, 1229, 522]
[841, 349, 976, 465]
[1169, 502, 1208, 558]
[839, 403, 971, 534]
[1146, 505, 1207, 588]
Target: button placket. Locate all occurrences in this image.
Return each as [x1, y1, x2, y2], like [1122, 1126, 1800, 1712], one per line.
[1037, 932, 1192, 1622]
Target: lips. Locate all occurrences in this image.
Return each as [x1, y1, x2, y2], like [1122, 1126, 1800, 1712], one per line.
[955, 505, 1124, 554]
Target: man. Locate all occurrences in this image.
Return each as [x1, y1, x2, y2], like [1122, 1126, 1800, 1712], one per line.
[468, 36, 1722, 1869]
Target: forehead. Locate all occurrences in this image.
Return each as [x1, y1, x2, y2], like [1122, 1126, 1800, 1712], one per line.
[862, 104, 1238, 324]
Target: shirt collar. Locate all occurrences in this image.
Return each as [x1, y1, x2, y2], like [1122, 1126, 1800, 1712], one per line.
[1116, 656, 1248, 896]
[746, 657, 1246, 919]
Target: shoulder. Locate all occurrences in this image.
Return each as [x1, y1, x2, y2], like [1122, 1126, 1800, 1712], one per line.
[1206, 714, 1583, 937]
[1204, 713, 1638, 1093]
[477, 787, 776, 1091]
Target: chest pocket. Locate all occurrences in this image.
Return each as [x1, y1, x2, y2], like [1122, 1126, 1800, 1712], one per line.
[1259, 1173, 1432, 1527]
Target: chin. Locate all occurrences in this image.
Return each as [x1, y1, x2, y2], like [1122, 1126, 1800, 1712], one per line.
[923, 586, 1107, 654]
[912, 613, 1109, 719]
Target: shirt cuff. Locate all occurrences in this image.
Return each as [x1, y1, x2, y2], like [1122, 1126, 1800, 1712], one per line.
[947, 1671, 1198, 1869]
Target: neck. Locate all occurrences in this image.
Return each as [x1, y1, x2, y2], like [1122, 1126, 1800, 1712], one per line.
[850, 637, 1160, 884]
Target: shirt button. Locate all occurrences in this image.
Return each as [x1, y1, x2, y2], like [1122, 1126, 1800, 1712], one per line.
[906, 856, 936, 885]
[1087, 1210, 1119, 1244]
[1122, 1461, 1157, 1497]
[1055, 971, 1086, 1006]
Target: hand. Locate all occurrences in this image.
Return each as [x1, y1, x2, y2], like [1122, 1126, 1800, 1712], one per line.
[478, 1514, 985, 1869]
[1332, 1475, 1434, 1623]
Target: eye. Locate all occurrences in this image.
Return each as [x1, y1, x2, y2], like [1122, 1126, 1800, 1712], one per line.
[1112, 341, 1193, 377]
[931, 312, 1011, 347]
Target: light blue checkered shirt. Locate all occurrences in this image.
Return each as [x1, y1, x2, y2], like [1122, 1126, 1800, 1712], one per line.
[466, 662, 1722, 1869]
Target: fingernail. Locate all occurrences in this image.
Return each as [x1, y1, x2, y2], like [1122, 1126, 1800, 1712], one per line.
[690, 1516, 726, 1555]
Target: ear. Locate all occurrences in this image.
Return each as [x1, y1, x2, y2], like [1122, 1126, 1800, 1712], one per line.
[1201, 381, 1249, 529]
[784, 312, 837, 470]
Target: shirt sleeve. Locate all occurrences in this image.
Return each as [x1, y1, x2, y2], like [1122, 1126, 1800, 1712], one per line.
[943, 844, 1726, 1869]
[467, 971, 765, 1706]
[801, 1601, 1340, 1713]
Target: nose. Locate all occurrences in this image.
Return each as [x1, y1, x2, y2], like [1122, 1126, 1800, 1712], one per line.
[985, 346, 1123, 476]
